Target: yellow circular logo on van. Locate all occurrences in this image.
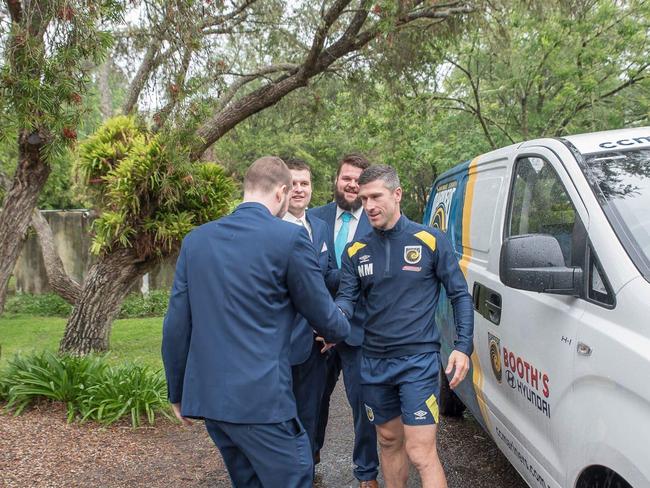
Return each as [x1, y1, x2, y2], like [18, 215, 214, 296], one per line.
[432, 206, 446, 232]
[489, 334, 502, 384]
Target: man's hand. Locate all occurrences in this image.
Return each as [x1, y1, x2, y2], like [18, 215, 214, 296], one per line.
[315, 336, 336, 353]
[445, 350, 470, 389]
[171, 402, 193, 426]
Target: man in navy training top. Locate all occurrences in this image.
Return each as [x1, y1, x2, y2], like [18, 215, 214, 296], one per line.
[282, 158, 338, 459]
[336, 164, 474, 488]
[162, 156, 350, 488]
[309, 154, 380, 488]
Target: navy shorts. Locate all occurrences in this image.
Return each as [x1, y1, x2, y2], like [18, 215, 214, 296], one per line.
[360, 352, 440, 426]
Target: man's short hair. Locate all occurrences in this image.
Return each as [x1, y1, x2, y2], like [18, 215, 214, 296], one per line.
[243, 156, 292, 194]
[358, 164, 401, 191]
[285, 158, 311, 175]
[336, 153, 371, 177]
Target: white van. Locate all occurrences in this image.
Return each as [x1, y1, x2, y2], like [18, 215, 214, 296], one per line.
[425, 128, 650, 488]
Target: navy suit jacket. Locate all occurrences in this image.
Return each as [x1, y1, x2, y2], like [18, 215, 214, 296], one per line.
[288, 213, 337, 365]
[308, 202, 372, 346]
[162, 203, 350, 424]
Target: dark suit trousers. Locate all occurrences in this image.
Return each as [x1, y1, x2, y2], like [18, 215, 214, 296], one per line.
[292, 339, 328, 457]
[205, 418, 313, 488]
[315, 342, 379, 481]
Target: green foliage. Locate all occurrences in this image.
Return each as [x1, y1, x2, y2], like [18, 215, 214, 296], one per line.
[428, 0, 650, 144]
[118, 291, 169, 319]
[215, 77, 490, 220]
[77, 363, 172, 427]
[5, 293, 72, 316]
[0, 352, 171, 427]
[76, 116, 235, 257]
[1, 352, 107, 420]
[5, 291, 169, 318]
[0, 1, 124, 159]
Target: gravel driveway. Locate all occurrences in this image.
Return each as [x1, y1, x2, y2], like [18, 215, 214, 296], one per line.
[1, 382, 527, 487]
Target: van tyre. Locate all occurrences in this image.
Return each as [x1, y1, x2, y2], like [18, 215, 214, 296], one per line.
[576, 467, 632, 488]
[439, 365, 466, 417]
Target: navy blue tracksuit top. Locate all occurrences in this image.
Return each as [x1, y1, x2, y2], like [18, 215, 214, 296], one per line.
[335, 215, 473, 358]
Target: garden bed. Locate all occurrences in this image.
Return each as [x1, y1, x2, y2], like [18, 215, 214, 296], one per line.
[0, 402, 229, 487]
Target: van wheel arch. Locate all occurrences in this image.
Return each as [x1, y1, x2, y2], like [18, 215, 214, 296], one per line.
[575, 465, 632, 488]
[439, 364, 466, 417]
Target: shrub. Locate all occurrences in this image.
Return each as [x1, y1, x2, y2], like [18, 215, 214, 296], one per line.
[1, 352, 106, 421]
[5, 290, 169, 318]
[78, 363, 172, 427]
[1, 352, 171, 427]
[118, 290, 169, 318]
[5, 293, 72, 316]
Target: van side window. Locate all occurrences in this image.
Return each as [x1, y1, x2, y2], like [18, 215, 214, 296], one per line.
[589, 249, 615, 306]
[508, 157, 576, 266]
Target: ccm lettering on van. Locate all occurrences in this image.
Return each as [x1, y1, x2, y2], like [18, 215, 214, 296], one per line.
[598, 135, 650, 149]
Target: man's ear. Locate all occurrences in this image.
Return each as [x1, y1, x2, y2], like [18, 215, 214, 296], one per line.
[276, 184, 288, 202]
[394, 187, 403, 203]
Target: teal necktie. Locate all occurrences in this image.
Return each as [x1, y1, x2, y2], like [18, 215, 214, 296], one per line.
[335, 211, 352, 268]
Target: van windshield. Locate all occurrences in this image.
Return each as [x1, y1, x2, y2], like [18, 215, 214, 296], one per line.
[582, 148, 650, 280]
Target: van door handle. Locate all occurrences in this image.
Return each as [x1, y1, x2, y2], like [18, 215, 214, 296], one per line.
[473, 282, 502, 325]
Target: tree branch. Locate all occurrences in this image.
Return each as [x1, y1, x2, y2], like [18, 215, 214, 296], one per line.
[215, 63, 299, 111]
[122, 43, 160, 114]
[200, 0, 259, 30]
[98, 59, 113, 119]
[153, 48, 194, 132]
[30, 210, 81, 305]
[5, 0, 22, 23]
[554, 64, 650, 135]
[0, 170, 11, 190]
[444, 55, 496, 148]
[190, 1, 472, 159]
[303, 0, 352, 72]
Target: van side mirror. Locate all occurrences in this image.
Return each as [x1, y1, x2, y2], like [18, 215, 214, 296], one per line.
[500, 234, 583, 296]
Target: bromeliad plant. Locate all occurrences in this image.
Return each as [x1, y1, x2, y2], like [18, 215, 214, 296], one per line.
[53, 115, 235, 355]
[77, 115, 233, 258]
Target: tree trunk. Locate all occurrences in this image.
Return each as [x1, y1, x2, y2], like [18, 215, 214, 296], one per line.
[59, 249, 153, 355]
[0, 131, 51, 313]
[30, 209, 82, 304]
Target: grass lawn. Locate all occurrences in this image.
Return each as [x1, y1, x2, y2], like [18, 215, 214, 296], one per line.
[0, 314, 164, 370]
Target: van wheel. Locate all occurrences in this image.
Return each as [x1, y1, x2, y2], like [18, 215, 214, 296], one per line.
[439, 365, 466, 417]
[576, 466, 632, 488]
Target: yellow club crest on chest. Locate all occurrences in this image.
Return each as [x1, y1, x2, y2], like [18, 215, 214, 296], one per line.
[404, 245, 422, 264]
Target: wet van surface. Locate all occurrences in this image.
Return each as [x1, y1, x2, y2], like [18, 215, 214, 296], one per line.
[425, 128, 650, 488]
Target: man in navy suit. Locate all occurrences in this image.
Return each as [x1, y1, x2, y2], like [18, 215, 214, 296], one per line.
[309, 154, 380, 487]
[283, 158, 337, 459]
[162, 156, 350, 488]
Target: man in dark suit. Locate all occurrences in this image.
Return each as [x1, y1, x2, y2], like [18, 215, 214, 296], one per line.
[309, 154, 379, 488]
[283, 158, 337, 459]
[162, 157, 350, 488]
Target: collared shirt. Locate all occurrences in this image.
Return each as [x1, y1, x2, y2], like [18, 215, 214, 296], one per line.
[283, 211, 312, 241]
[334, 205, 364, 243]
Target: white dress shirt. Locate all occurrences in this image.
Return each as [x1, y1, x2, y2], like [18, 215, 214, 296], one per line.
[334, 205, 364, 243]
[283, 211, 312, 241]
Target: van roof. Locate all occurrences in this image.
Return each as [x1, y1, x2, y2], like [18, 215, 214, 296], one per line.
[432, 127, 650, 188]
[560, 127, 650, 155]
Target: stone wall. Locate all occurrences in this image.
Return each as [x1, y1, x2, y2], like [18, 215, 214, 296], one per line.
[13, 210, 176, 295]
